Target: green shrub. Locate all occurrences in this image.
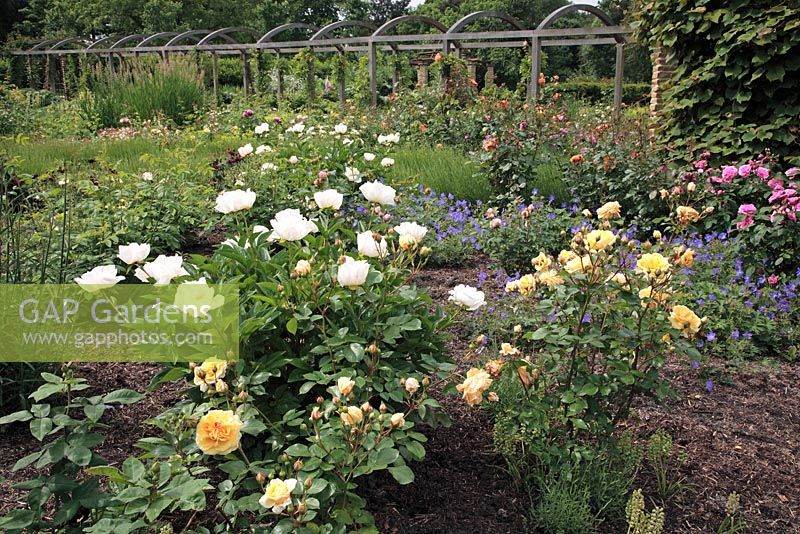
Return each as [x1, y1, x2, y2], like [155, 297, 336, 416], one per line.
[481, 198, 575, 275]
[556, 79, 651, 105]
[80, 57, 206, 127]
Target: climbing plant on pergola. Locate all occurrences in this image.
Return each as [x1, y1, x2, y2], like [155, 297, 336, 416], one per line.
[7, 3, 631, 110]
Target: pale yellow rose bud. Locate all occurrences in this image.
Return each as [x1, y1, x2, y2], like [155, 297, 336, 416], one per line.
[238, 390, 248, 401]
[420, 246, 432, 257]
[652, 230, 662, 240]
[256, 472, 266, 484]
[310, 407, 322, 421]
[293, 459, 304, 471]
[687, 182, 697, 192]
[215, 380, 229, 394]
[361, 402, 373, 413]
[379, 402, 388, 412]
[294, 259, 312, 276]
[513, 324, 522, 333]
[390, 413, 406, 427]
[367, 343, 380, 355]
[487, 392, 499, 402]
[399, 234, 418, 250]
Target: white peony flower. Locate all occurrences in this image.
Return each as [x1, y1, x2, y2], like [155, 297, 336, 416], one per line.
[289, 155, 299, 164]
[337, 257, 370, 288]
[357, 230, 388, 258]
[314, 189, 344, 210]
[74, 265, 124, 292]
[141, 171, 154, 181]
[237, 143, 254, 157]
[268, 208, 318, 241]
[334, 123, 348, 134]
[363, 152, 376, 162]
[377, 133, 400, 145]
[254, 122, 270, 135]
[342, 138, 353, 146]
[359, 181, 396, 205]
[287, 123, 305, 134]
[345, 167, 362, 183]
[134, 254, 188, 285]
[448, 284, 486, 311]
[117, 242, 151, 265]
[381, 157, 395, 167]
[261, 163, 277, 171]
[393, 222, 428, 242]
[215, 189, 256, 214]
[255, 145, 272, 154]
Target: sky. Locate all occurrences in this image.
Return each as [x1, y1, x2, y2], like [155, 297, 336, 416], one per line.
[408, 0, 599, 7]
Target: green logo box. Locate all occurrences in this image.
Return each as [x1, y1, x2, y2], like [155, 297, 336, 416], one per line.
[0, 284, 239, 362]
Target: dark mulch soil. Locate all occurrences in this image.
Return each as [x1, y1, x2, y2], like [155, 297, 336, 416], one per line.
[1, 257, 798, 534]
[628, 357, 800, 533]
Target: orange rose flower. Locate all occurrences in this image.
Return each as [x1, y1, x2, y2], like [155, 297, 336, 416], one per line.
[196, 410, 242, 455]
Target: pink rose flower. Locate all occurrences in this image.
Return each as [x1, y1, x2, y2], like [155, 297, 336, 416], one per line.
[756, 167, 770, 180]
[738, 164, 752, 177]
[786, 168, 799, 178]
[721, 166, 738, 181]
[736, 216, 754, 230]
[768, 275, 779, 285]
[738, 204, 757, 216]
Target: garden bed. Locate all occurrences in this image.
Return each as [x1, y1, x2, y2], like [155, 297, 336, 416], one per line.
[2, 259, 797, 532]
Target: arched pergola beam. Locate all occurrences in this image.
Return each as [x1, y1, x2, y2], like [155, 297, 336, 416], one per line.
[257, 23, 320, 46]
[29, 39, 60, 51]
[373, 15, 448, 37]
[110, 34, 148, 49]
[197, 27, 261, 46]
[537, 4, 624, 44]
[49, 37, 91, 50]
[444, 11, 526, 55]
[86, 35, 122, 51]
[164, 30, 214, 48]
[136, 32, 180, 48]
[310, 20, 376, 52]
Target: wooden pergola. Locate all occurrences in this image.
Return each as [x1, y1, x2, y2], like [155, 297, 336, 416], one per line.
[8, 4, 631, 110]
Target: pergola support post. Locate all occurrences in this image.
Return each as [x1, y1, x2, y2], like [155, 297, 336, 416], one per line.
[485, 64, 495, 86]
[277, 65, 284, 101]
[211, 52, 219, 100]
[241, 51, 251, 98]
[392, 52, 400, 93]
[528, 36, 541, 101]
[613, 42, 624, 113]
[337, 53, 346, 106]
[369, 40, 377, 107]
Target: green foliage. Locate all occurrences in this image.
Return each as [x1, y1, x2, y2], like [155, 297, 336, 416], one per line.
[635, 0, 800, 162]
[481, 197, 574, 275]
[79, 57, 207, 128]
[0, 369, 143, 533]
[556, 79, 651, 105]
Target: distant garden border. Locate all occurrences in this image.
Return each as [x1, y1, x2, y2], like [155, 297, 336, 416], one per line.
[6, 4, 631, 110]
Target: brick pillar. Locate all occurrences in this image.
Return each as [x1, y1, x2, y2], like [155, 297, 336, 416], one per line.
[650, 46, 675, 114]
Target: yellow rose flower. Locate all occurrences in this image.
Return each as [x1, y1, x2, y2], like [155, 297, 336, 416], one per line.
[518, 274, 536, 296]
[669, 305, 704, 337]
[636, 253, 670, 279]
[485, 359, 505, 377]
[638, 286, 669, 308]
[584, 229, 617, 251]
[500, 342, 520, 356]
[677, 248, 694, 267]
[259, 478, 297, 513]
[676, 206, 700, 225]
[196, 410, 242, 455]
[531, 252, 552, 272]
[558, 249, 577, 264]
[390, 413, 406, 427]
[596, 201, 621, 220]
[337, 376, 354, 396]
[565, 254, 593, 274]
[538, 270, 564, 287]
[456, 368, 493, 406]
[504, 280, 520, 293]
[193, 358, 227, 393]
[607, 272, 627, 285]
[340, 406, 364, 426]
